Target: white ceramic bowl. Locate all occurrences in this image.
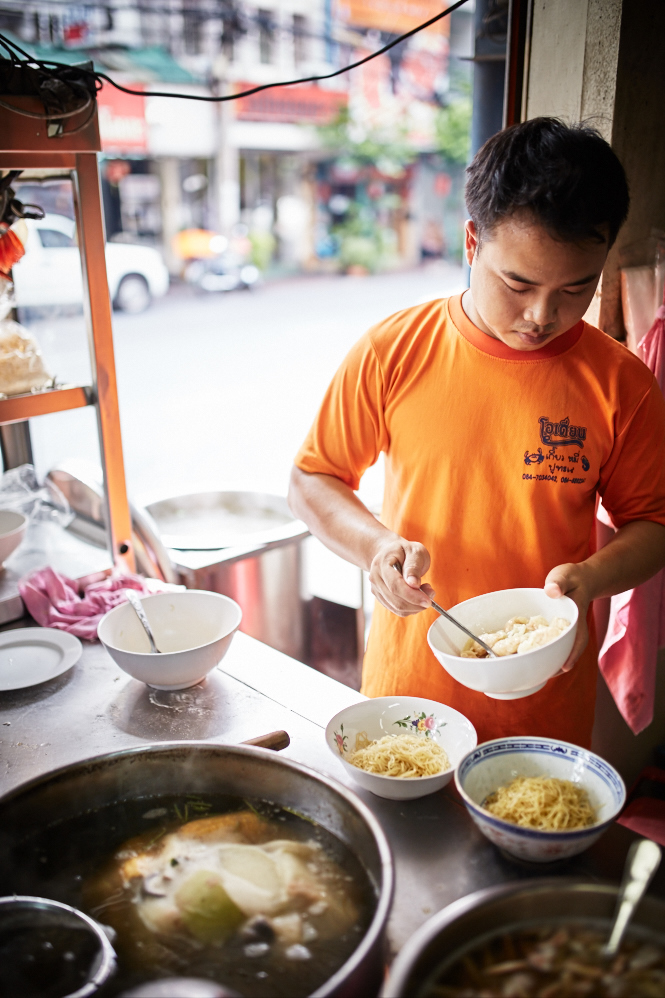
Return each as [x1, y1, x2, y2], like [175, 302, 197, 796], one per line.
[0, 510, 27, 566]
[455, 737, 626, 862]
[428, 588, 578, 700]
[98, 589, 242, 690]
[326, 696, 477, 800]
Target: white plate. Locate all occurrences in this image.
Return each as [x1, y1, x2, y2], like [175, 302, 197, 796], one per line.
[0, 628, 82, 691]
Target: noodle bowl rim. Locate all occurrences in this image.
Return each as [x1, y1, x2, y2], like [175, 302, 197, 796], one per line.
[455, 738, 626, 839]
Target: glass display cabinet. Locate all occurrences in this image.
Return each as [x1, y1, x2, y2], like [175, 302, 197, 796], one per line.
[0, 93, 134, 618]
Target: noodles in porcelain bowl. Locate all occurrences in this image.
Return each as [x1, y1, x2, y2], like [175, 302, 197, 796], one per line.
[455, 737, 626, 862]
[326, 696, 477, 801]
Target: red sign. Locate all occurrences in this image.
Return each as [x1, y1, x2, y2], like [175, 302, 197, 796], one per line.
[97, 82, 147, 154]
[234, 83, 347, 125]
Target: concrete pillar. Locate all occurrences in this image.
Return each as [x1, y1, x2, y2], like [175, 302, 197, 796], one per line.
[525, 0, 665, 338]
[215, 80, 241, 236]
[159, 157, 182, 276]
[525, 0, 621, 134]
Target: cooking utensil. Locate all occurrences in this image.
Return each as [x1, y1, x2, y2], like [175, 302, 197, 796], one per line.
[126, 590, 160, 654]
[429, 598, 497, 658]
[0, 742, 393, 998]
[241, 729, 290, 751]
[603, 837, 661, 957]
[392, 563, 496, 657]
[382, 879, 665, 997]
[0, 895, 117, 998]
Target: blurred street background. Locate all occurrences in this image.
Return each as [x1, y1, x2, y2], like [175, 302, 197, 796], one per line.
[26, 262, 465, 507]
[0, 0, 497, 680]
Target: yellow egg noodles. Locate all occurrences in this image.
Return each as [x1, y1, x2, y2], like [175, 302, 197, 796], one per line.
[483, 775, 597, 830]
[348, 733, 449, 778]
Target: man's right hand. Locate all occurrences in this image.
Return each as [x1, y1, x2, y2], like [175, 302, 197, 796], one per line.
[288, 467, 435, 617]
[368, 535, 434, 616]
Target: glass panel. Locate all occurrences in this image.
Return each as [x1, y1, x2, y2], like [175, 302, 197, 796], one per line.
[12, 176, 93, 387]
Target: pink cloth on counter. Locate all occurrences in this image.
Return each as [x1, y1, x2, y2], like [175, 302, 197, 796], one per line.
[598, 303, 665, 733]
[18, 566, 149, 640]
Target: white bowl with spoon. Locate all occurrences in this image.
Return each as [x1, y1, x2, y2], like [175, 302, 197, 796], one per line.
[98, 589, 242, 690]
[427, 588, 578, 700]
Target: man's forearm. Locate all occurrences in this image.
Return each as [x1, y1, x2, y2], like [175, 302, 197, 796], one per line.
[288, 466, 395, 571]
[583, 519, 665, 600]
[289, 466, 433, 615]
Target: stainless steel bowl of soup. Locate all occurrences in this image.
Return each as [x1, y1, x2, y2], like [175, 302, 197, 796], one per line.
[0, 743, 393, 998]
[382, 879, 665, 998]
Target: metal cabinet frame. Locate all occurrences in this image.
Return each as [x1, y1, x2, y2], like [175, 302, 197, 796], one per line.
[0, 95, 134, 572]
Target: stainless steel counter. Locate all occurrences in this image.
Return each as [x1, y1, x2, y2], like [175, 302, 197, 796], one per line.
[0, 625, 663, 965]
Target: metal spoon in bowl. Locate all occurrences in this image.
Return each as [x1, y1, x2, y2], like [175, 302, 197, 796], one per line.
[392, 563, 497, 658]
[603, 837, 661, 957]
[126, 590, 161, 654]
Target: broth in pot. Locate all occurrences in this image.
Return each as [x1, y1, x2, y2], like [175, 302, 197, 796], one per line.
[6, 793, 375, 998]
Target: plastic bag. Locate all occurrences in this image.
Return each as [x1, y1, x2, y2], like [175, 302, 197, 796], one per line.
[0, 316, 52, 396]
[0, 464, 72, 527]
[0, 274, 14, 321]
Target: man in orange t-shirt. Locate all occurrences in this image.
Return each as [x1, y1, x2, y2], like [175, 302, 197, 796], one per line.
[289, 119, 665, 747]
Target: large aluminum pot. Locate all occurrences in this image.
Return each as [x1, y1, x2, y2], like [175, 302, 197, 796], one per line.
[146, 492, 310, 662]
[383, 879, 665, 997]
[0, 743, 393, 998]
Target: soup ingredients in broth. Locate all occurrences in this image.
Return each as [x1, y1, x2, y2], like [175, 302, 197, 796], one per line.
[423, 925, 665, 997]
[484, 776, 596, 830]
[85, 805, 367, 996]
[348, 733, 449, 778]
[460, 615, 569, 658]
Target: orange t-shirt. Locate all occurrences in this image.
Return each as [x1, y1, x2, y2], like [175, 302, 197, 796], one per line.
[295, 294, 665, 747]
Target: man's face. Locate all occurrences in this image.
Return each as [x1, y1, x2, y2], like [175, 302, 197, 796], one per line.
[464, 213, 608, 351]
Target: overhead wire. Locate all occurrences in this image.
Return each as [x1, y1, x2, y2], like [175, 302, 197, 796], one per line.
[0, 0, 468, 129]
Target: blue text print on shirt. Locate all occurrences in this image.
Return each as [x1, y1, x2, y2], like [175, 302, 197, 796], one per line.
[539, 416, 587, 448]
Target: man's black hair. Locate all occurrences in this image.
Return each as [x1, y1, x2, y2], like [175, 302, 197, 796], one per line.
[465, 117, 629, 248]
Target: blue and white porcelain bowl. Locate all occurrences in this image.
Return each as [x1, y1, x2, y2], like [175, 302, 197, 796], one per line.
[455, 737, 626, 862]
[326, 696, 477, 800]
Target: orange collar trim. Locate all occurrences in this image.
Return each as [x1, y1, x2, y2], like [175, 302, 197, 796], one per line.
[448, 293, 585, 361]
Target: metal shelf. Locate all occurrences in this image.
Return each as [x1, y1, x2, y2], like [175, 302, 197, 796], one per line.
[0, 386, 93, 424]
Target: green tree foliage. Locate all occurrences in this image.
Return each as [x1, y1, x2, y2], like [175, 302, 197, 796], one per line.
[319, 106, 417, 174]
[435, 97, 472, 166]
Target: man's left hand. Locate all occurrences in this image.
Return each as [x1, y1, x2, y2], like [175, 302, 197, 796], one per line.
[543, 562, 591, 673]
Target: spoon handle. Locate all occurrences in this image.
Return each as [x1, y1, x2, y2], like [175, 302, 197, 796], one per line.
[603, 838, 661, 957]
[391, 562, 496, 657]
[429, 599, 497, 658]
[126, 590, 161, 654]
[242, 730, 291, 751]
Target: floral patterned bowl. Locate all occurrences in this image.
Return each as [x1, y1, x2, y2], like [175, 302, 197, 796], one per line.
[455, 737, 626, 862]
[325, 696, 477, 800]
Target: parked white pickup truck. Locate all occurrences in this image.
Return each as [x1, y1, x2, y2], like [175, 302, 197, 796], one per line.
[12, 214, 170, 314]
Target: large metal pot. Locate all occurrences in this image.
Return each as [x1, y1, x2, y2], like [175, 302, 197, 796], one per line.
[146, 492, 310, 662]
[383, 879, 665, 997]
[0, 743, 393, 998]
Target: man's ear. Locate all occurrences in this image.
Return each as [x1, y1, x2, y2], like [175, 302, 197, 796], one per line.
[465, 219, 479, 267]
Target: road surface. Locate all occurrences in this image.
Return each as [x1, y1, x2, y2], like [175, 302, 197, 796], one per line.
[27, 262, 465, 509]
